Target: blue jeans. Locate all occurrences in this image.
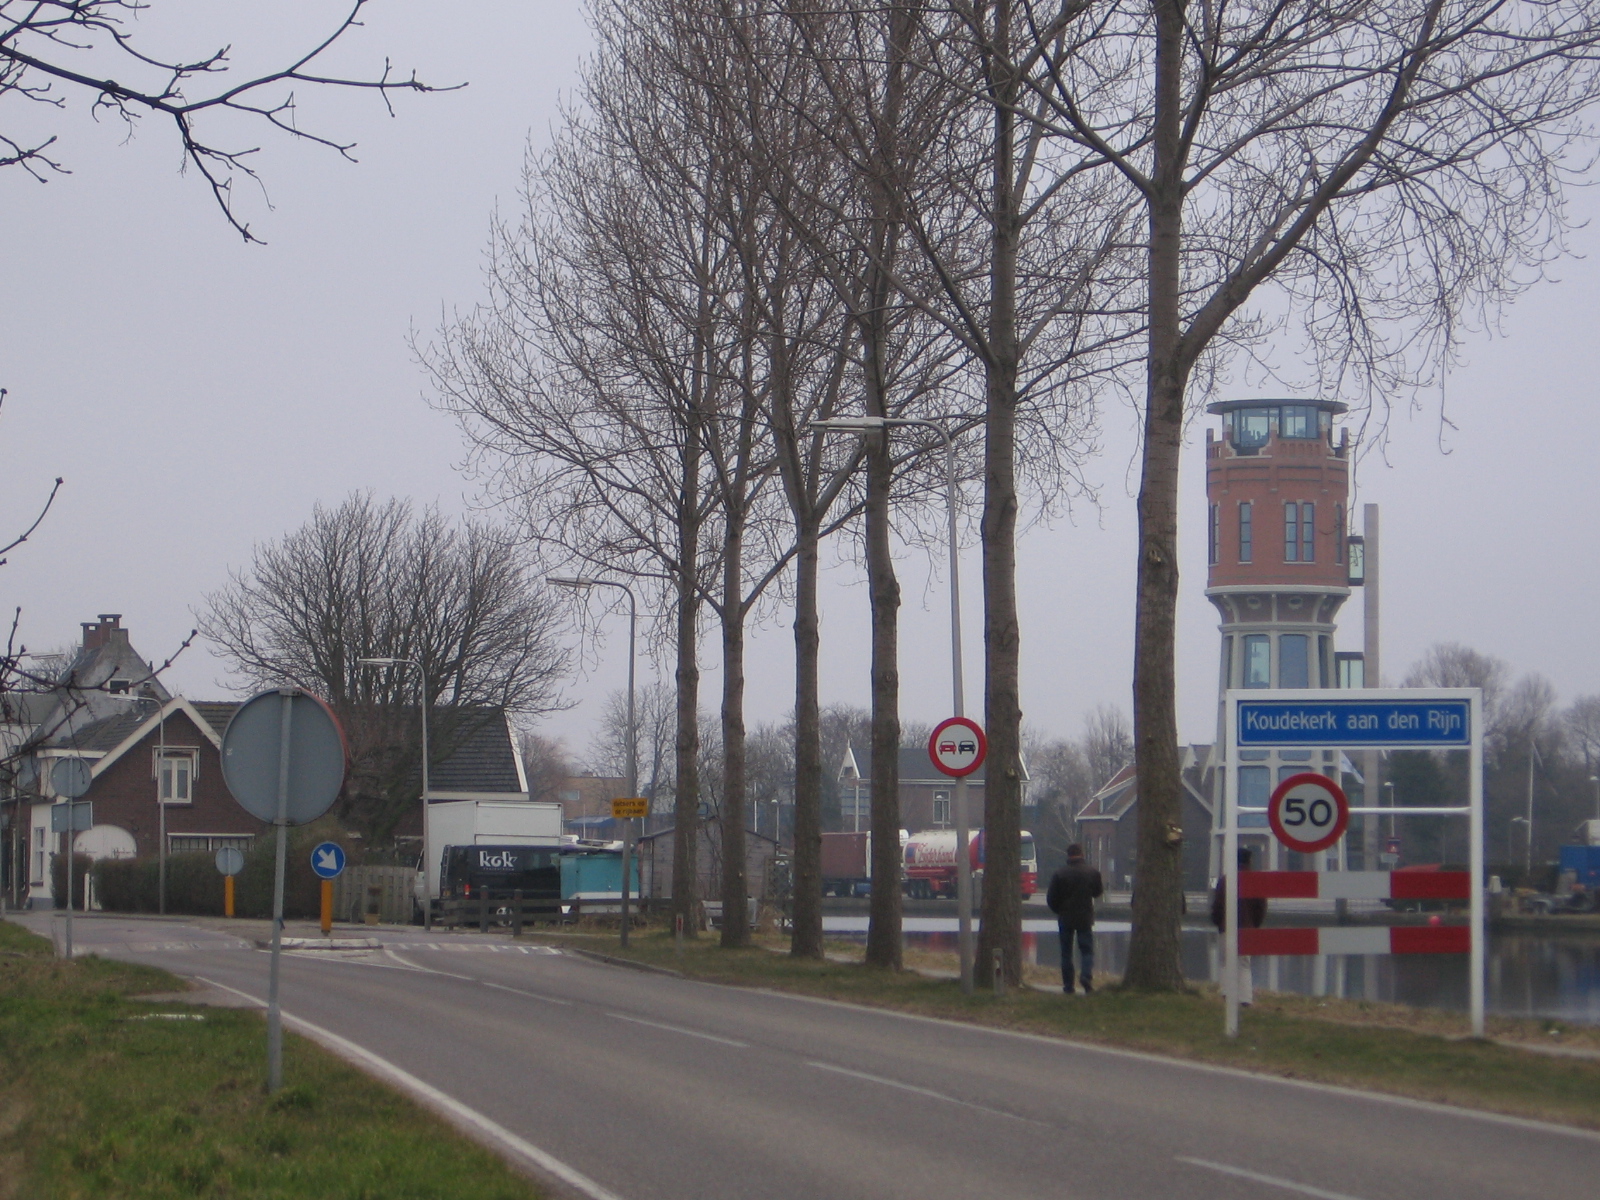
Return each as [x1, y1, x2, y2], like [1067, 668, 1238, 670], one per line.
[1058, 923, 1094, 989]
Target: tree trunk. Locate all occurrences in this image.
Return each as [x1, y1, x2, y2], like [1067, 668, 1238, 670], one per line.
[790, 519, 824, 958]
[719, 528, 750, 948]
[864, 424, 903, 970]
[1123, 0, 1188, 991]
[975, 0, 1024, 990]
[672, 477, 702, 935]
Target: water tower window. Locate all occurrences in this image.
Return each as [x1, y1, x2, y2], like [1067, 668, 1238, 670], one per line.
[1284, 502, 1301, 561]
[1208, 504, 1220, 564]
[1279, 406, 1318, 438]
[1280, 635, 1310, 688]
[1243, 635, 1271, 688]
[1238, 501, 1253, 562]
[1232, 407, 1274, 449]
[1301, 502, 1315, 562]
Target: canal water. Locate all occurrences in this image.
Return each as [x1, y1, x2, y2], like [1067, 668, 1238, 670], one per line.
[818, 917, 1600, 1025]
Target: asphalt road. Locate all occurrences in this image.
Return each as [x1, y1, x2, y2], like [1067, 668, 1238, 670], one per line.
[13, 912, 1597, 1200]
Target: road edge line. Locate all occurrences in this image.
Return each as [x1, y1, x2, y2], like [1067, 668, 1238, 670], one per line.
[727, 985, 1600, 1143]
[193, 976, 626, 1200]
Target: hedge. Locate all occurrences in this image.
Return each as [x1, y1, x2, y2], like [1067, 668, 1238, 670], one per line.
[92, 822, 353, 919]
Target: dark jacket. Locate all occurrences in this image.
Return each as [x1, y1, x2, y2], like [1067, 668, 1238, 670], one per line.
[1046, 860, 1104, 928]
[1209, 875, 1267, 932]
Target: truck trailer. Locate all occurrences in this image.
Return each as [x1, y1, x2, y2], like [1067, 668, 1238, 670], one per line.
[414, 799, 563, 919]
[902, 829, 1038, 899]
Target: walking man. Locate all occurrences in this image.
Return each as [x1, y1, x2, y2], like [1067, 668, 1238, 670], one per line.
[1046, 843, 1103, 994]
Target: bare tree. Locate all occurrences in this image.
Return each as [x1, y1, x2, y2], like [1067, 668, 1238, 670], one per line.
[587, 683, 678, 811]
[1566, 696, 1600, 775]
[201, 493, 570, 840]
[0, 1, 450, 241]
[1022, 0, 1600, 988]
[519, 731, 577, 807]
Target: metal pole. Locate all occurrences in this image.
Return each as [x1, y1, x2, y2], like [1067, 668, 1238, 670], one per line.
[622, 585, 637, 948]
[266, 690, 294, 1093]
[62, 790, 73, 961]
[1524, 744, 1535, 876]
[419, 665, 430, 931]
[933, 425, 974, 998]
[1224, 694, 1240, 1037]
[158, 704, 167, 917]
[1470, 691, 1485, 1038]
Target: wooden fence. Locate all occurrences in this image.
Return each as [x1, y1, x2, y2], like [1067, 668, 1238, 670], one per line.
[333, 866, 416, 926]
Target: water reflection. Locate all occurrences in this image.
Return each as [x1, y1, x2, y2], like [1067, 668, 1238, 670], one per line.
[821, 919, 1600, 1025]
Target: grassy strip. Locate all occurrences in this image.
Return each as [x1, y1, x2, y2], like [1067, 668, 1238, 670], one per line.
[0, 920, 542, 1200]
[530, 924, 1600, 1131]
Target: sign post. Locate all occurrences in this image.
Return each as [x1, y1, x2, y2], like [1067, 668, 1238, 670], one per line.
[929, 717, 987, 994]
[1222, 689, 1482, 1038]
[215, 846, 245, 917]
[611, 798, 648, 944]
[222, 689, 347, 1093]
[50, 758, 92, 961]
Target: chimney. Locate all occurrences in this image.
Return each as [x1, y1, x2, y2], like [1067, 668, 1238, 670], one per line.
[80, 614, 125, 652]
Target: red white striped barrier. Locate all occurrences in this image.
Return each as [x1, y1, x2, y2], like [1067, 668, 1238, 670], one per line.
[1240, 925, 1469, 956]
[1236, 870, 1469, 901]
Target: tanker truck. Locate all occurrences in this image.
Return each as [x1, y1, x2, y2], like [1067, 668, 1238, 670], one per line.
[902, 828, 1037, 899]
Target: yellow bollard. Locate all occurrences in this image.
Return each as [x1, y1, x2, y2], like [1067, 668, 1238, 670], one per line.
[320, 879, 333, 936]
[225, 874, 235, 918]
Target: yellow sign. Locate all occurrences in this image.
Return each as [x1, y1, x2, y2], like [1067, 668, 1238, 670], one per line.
[611, 798, 649, 820]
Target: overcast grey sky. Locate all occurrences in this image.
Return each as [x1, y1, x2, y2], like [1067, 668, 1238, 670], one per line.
[3, 3, 1596, 768]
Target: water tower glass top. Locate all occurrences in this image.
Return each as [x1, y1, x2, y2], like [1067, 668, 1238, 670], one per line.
[1205, 398, 1349, 456]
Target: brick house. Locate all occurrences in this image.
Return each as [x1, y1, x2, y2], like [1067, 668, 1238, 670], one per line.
[1073, 745, 1221, 892]
[838, 744, 1031, 835]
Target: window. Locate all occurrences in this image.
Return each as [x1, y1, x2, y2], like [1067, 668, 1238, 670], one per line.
[1319, 635, 1332, 688]
[168, 834, 253, 855]
[932, 791, 951, 827]
[1280, 635, 1310, 688]
[1232, 408, 1274, 450]
[156, 752, 197, 805]
[1284, 502, 1300, 562]
[1337, 652, 1365, 689]
[1301, 502, 1315, 562]
[1335, 504, 1345, 565]
[1221, 635, 1234, 690]
[1238, 502, 1253, 563]
[1208, 504, 1220, 565]
[1239, 766, 1270, 828]
[1279, 406, 1318, 438]
[1243, 635, 1271, 688]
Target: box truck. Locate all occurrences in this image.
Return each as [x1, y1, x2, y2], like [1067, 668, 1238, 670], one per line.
[414, 799, 563, 919]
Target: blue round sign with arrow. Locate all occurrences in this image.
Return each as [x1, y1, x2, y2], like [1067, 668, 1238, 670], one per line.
[310, 841, 346, 880]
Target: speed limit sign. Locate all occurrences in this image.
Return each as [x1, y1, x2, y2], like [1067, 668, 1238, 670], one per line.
[1268, 772, 1350, 854]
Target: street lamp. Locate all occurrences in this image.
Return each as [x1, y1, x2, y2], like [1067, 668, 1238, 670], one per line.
[808, 415, 974, 994]
[358, 657, 430, 927]
[1591, 775, 1599, 822]
[1509, 816, 1530, 878]
[548, 576, 639, 947]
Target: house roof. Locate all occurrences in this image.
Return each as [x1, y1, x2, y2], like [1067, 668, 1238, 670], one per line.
[1074, 745, 1217, 824]
[192, 702, 242, 740]
[426, 708, 526, 794]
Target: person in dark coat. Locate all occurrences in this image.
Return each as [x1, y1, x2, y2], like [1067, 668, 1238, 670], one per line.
[1046, 844, 1104, 993]
[1211, 846, 1267, 1005]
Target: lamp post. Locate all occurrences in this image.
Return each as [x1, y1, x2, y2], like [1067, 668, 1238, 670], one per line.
[808, 415, 974, 994]
[1590, 775, 1599, 822]
[548, 576, 639, 947]
[357, 658, 430, 927]
[1509, 815, 1529, 878]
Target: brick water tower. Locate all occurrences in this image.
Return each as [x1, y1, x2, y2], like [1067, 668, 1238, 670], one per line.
[1205, 399, 1354, 867]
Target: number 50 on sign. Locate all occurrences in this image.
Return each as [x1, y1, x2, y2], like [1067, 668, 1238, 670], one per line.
[1267, 773, 1350, 854]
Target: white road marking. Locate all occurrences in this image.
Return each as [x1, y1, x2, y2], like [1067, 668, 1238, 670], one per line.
[805, 1061, 1047, 1126]
[385, 942, 562, 954]
[483, 980, 573, 1006]
[193, 977, 626, 1200]
[1179, 1157, 1368, 1200]
[605, 1013, 748, 1047]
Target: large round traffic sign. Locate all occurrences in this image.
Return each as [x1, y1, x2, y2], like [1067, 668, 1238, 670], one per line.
[928, 717, 987, 778]
[221, 689, 348, 825]
[51, 757, 92, 799]
[1268, 772, 1349, 854]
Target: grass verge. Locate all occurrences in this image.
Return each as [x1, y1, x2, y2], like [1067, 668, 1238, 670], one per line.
[0, 919, 542, 1200]
[526, 923, 1600, 1131]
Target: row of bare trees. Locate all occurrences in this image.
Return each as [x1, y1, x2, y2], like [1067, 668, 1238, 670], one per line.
[423, 0, 1600, 987]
